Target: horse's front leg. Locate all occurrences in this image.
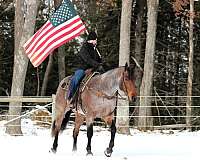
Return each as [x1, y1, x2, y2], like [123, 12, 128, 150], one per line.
[86, 123, 93, 155]
[51, 130, 59, 153]
[104, 120, 116, 157]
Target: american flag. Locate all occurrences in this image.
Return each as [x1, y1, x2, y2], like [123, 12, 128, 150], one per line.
[23, 0, 86, 67]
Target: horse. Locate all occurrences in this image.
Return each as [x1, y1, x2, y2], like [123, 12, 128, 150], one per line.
[50, 63, 137, 157]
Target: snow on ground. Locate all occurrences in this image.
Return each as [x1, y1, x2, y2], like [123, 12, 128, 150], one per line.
[0, 119, 200, 160]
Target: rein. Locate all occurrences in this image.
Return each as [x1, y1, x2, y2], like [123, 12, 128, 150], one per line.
[74, 69, 131, 116]
[85, 86, 126, 100]
[122, 72, 130, 101]
[78, 88, 122, 115]
[84, 70, 129, 101]
[84, 87, 126, 116]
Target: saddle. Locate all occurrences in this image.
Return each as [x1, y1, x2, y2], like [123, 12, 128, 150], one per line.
[72, 72, 99, 108]
[61, 71, 99, 110]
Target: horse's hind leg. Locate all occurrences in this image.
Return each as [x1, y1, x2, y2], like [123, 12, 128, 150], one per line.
[104, 117, 116, 157]
[51, 109, 72, 153]
[51, 114, 63, 153]
[51, 121, 60, 153]
[72, 112, 85, 151]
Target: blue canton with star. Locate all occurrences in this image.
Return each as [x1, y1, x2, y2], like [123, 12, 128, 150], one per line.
[50, 0, 77, 27]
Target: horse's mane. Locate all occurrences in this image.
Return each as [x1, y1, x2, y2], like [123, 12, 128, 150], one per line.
[100, 66, 124, 78]
[89, 66, 125, 92]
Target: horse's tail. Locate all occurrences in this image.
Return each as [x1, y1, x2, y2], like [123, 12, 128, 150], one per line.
[51, 76, 72, 137]
[51, 110, 72, 137]
[60, 110, 72, 131]
[51, 120, 57, 137]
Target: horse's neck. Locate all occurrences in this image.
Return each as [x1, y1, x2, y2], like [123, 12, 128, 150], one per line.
[93, 68, 123, 94]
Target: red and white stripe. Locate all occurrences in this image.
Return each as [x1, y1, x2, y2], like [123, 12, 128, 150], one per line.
[23, 15, 86, 67]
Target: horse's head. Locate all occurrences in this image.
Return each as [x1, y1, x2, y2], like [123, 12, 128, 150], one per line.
[120, 63, 137, 103]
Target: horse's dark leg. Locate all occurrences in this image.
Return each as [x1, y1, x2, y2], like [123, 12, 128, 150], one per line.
[72, 129, 78, 151]
[104, 120, 116, 157]
[86, 123, 93, 155]
[51, 131, 59, 153]
[50, 119, 60, 153]
[61, 110, 72, 131]
[72, 113, 85, 151]
[51, 110, 72, 153]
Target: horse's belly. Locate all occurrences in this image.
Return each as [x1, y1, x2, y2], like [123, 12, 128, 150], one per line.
[92, 101, 116, 118]
[82, 93, 117, 118]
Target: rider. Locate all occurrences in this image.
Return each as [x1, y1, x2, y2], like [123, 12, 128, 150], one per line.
[67, 31, 103, 104]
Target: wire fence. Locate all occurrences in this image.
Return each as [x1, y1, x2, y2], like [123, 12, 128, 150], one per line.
[1, 95, 200, 133]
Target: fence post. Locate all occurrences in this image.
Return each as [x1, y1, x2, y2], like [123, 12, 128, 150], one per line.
[52, 94, 56, 121]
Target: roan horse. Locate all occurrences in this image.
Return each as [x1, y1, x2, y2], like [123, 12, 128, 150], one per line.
[50, 63, 137, 157]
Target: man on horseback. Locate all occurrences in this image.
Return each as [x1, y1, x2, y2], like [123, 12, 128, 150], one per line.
[67, 31, 104, 104]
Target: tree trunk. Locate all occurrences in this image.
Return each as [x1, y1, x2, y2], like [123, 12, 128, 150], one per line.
[134, 0, 145, 125]
[14, 0, 24, 55]
[138, 0, 159, 131]
[54, 0, 62, 9]
[186, 0, 194, 130]
[41, 54, 53, 96]
[58, 46, 66, 82]
[6, 0, 39, 135]
[88, 0, 97, 27]
[116, 0, 133, 134]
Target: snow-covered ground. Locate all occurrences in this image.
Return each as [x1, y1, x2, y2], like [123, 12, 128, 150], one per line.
[0, 119, 200, 160]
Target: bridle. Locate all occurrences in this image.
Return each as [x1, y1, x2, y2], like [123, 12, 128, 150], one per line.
[120, 70, 130, 101]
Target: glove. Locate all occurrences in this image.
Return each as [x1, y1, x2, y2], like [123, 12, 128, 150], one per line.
[97, 65, 105, 73]
[85, 68, 93, 75]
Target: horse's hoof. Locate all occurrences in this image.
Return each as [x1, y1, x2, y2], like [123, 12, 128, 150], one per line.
[49, 148, 57, 154]
[72, 147, 77, 152]
[104, 150, 112, 157]
[86, 150, 93, 156]
[104, 148, 112, 157]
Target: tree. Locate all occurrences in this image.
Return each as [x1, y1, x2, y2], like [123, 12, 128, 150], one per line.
[138, 0, 159, 131]
[41, 55, 54, 96]
[116, 0, 133, 134]
[133, 0, 146, 125]
[186, 0, 194, 130]
[6, 0, 39, 135]
[58, 46, 66, 82]
[0, 1, 15, 96]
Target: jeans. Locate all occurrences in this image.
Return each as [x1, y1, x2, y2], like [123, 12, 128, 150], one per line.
[67, 69, 85, 99]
